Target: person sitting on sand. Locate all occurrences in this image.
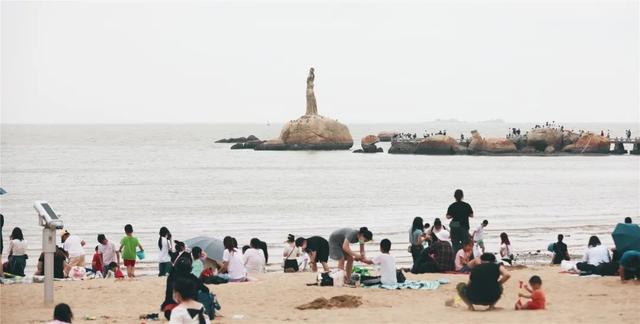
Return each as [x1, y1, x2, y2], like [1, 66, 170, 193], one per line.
[619, 250, 640, 281]
[36, 247, 67, 279]
[243, 238, 266, 273]
[61, 230, 86, 275]
[361, 239, 398, 285]
[409, 217, 427, 264]
[455, 240, 477, 273]
[7, 227, 28, 276]
[48, 303, 73, 324]
[499, 232, 514, 265]
[576, 236, 610, 274]
[191, 247, 205, 278]
[426, 218, 450, 243]
[457, 253, 511, 311]
[329, 227, 373, 284]
[551, 234, 570, 265]
[220, 236, 247, 282]
[515, 275, 546, 310]
[295, 236, 330, 272]
[283, 234, 302, 272]
[169, 277, 211, 324]
[105, 262, 124, 279]
[162, 253, 211, 320]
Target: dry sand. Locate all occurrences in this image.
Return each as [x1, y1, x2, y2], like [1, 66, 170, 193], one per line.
[1, 265, 638, 323]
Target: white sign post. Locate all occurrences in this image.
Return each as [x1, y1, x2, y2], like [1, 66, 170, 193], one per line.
[34, 201, 63, 305]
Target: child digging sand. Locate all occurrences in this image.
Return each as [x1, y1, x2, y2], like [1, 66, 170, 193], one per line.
[119, 224, 144, 278]
[515, 275, 546, 310]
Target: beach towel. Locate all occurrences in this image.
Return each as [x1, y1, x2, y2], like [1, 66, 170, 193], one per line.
[363, 279, 449, 290]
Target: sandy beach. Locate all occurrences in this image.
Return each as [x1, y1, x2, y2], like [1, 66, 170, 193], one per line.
[1, 265, 638, 323]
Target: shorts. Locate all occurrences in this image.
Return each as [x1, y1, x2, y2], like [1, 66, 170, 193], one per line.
[457, 282, 503, 306]
[329, 236, 345, 261]
[124, 259, 136, 267]
[68, 255, 86, 268]
[313, 242, 330, 263]
[476, 240, 485, 249]
[526, 301, 544, 310]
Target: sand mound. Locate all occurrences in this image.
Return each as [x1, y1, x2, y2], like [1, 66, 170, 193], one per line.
[296, 295, 363, 310]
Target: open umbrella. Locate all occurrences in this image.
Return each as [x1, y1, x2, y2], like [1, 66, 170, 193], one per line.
[184, 236, 225, 263]
[612, 223, 640, 254]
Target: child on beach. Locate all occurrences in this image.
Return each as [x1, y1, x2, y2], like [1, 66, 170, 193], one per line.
[472, 220, 488, 254]
[361, 239, 398, 285]
[91, 245, 103, 274]
[191, 247, 204, 278]
[118, 224, 144, 278]
[515, 275, 546, 310]
[455, 241, 475, 273]
[105, 262, 125, 279]
[48, 303, 73, 324]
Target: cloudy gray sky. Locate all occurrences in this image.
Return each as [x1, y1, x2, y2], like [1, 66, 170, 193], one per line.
[2, 0, 638, 124]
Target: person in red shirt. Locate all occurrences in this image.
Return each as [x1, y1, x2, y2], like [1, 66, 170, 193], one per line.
[516, 275, 546, 310]
[91, 245, 103, 274]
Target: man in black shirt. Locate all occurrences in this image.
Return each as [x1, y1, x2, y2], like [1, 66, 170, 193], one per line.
[446, 189, 474, 254]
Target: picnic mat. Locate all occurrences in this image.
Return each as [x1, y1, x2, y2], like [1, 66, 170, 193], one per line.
[364, 279, 450, 290]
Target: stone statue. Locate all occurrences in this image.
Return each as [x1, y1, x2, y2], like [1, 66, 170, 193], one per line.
[305, 67, 318, 115]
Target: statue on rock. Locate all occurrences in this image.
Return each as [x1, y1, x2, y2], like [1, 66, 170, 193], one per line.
[255, 67, 353, 151]
[306, 67, 318, 115]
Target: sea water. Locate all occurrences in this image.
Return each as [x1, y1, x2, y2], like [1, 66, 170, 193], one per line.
[1, 122, 639, 274]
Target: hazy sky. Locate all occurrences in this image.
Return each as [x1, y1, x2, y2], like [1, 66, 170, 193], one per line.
[2, 0, 638, 123]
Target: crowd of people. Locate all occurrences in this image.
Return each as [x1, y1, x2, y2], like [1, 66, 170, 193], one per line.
[1, 187, 638, 321]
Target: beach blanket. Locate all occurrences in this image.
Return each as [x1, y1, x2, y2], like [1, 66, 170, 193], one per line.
[364, 279, 449, 290]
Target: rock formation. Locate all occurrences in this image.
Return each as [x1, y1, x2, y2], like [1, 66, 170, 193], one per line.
[468, 130, 517, 154]
[562, 133, 610, 154]
[524, 128, 579, 152]
[389, 135, 463, 155]
[377, 131, 398, 142]
[354, 135, 383, 153]
[216, 135, 259, 143]
[256, 68, 353, 150]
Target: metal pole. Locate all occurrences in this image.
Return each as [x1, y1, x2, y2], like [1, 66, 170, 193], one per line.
[43, 227, 55, 304]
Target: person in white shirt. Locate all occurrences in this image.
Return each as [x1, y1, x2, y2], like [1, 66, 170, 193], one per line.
[243, 238, 266, 273]
[472, 220, 488, 254]
[158, 227, 173, 276]
[576, 236, 611, 273]
[97, 234, 120, 277]
[362, 239, 398, 285]
[221, 236, 247, 282]
[169, 277, 211, 324]
[283, 234, 302, 272]
[61, 230, 86, 276]
[8, 227, 28, 276]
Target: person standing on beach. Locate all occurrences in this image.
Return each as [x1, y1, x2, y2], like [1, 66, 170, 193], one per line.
[446, 189, 474, 254]
[0, 213, 4, 278]
[61, 230, 86, 276]
[158, 227, 173, 276]
[295, 236, 330, 272]
[119, 224, 144, 278]
[329, 227, 373, 284]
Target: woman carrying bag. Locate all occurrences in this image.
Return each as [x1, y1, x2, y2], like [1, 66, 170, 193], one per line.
[283, 234, 302, 272]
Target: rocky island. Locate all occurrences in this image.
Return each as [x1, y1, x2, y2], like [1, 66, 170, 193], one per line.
[255, 68, 353, 150]
[389, 127, 631, 155]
